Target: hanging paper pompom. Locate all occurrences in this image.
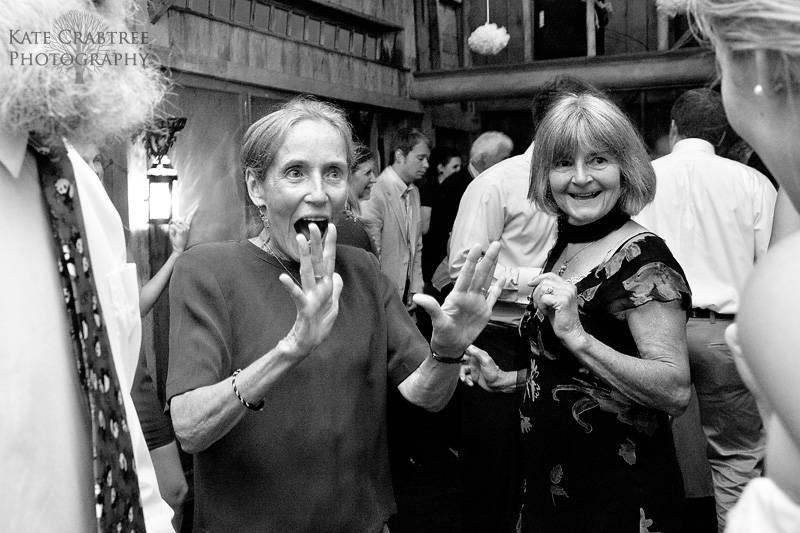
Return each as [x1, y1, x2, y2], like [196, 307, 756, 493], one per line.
[468, 22, 510, 56]
[656, 0, 689, 17]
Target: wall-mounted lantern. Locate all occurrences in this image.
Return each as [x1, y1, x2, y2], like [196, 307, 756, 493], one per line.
[143, 117, 187, 223]
[147, 156, 178, 223]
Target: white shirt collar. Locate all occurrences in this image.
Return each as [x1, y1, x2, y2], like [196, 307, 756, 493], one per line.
[671, 138, 716, 155]
[385, 165, 413, 195]
[0, 126, 29, 179]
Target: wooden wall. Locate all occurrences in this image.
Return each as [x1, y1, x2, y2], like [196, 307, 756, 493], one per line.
[150, 8, 421, 113]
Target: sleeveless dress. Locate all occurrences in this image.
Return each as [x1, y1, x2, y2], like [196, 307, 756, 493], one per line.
[517, 233, 691, 533]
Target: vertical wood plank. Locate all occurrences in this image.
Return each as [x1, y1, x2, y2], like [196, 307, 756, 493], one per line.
[522, 0, 533, 61]
[265, 34, 282, 71]
[312, 48, 332, 84]
[505, 0, 525, 63]
[462, 0, 472, 67]
[298, 43, 314, 79]
[586, 0, 596, 56]
[248, 31, 267, 69]
[627, 0, 649, 53]
[282, 40, 300, 77]
[491, 0, 510, 65]
[210, 19, 232, 61]
[328, 51, 342, 87]
[646, 0, 659, 51]
[427, 0, 441, 70]
[414, 0, 430, 71]
[366, 62, 378, 93]
[467, 0, 487, 66]
[230, 25, 248, 65]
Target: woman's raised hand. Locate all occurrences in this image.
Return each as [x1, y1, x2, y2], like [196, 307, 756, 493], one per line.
[281, 223, 343, 354]
[529, 273, 586, 351]
[169, 204, 198, 253]
[415, 242, 505, 357]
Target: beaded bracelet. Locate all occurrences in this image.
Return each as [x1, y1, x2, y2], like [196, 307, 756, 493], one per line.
[231, 369, 265, 412]
[430, 347, 466, 364]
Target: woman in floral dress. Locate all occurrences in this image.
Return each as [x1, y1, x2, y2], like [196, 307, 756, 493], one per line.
[464, 93, 692, 532]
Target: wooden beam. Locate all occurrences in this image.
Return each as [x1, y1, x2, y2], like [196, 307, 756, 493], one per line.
[410, 48, 717, 102]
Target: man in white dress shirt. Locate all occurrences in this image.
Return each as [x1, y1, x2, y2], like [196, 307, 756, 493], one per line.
[635, 88, 777, 532]
[0, 0, 174, 530]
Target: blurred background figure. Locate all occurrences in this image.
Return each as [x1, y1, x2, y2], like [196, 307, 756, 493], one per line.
[420, 146, 462, 239]
[361, 127, 430, 312]
[423, 132, 513, 296]
[339, 142, 378, 255]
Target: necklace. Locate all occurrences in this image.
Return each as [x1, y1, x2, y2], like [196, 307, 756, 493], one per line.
[557, 242, 594, 277]
[257, 235, 301, 286]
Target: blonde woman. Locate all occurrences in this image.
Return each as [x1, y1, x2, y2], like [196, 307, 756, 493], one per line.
[689, 1, 800, 531]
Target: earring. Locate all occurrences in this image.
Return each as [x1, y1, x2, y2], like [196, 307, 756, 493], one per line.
[258, 206, 269, 228]
[753, 84, 764, 96]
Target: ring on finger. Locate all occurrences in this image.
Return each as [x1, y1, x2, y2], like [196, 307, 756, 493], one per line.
[314, 275, 324, 282]
[544, 286, 554, 295]
[480, 287, 488, 297]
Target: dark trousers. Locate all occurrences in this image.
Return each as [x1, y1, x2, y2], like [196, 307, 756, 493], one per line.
[459, 321, 527, 533]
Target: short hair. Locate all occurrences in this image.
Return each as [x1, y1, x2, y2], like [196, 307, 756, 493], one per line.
[388, 127, 430, 165]
[429, 146, 462, 170]
[531, 75, 606, 130]
[671, 89, 728, 145]
[529, 93, 656, 217]
[352, 142, 375, 173]
[469, 131, 513, 163]
[242, 96, 354, 236]
[242, 96, 354, 184]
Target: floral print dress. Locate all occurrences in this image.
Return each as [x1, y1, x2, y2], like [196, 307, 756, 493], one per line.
[517, 233, 691, 533]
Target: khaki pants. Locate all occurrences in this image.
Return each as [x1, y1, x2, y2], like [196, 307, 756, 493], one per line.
[687, 317, 766, 532]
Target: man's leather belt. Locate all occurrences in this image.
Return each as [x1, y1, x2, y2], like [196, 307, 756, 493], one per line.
[689, 308, 735, 321]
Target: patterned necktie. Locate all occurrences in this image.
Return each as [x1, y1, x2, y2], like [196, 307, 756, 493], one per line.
[402, 188, 414, 290]
[31, 138, 146, 532]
